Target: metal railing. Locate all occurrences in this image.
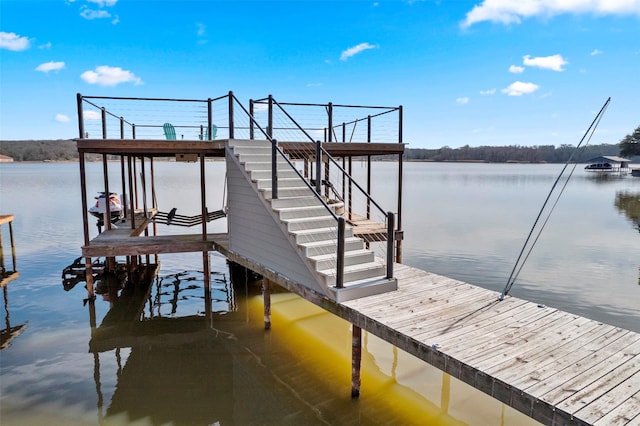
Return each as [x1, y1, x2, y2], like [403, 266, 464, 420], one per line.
[75, 91, 398, 287]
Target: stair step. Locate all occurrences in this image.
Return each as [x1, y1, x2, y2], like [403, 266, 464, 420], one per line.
[283, 215, 337, 231]
[250, 169, 300, 180]
[309, 249, 375, 271]
[237, 153, 291, 164]
[275, 205, 332, 220]
[299, 237, 364, 257]
[243, 161, 293, 172]
[291, 227, 354, 244]
[318, 261, 386, 287]
[232, 146, 273, 155]
[330, 277, 398, 303]
[228, 139, 271, 148]
[256, 177, 307, 190]
[270, 196, 322, 209]
[261, 187, 314, 200]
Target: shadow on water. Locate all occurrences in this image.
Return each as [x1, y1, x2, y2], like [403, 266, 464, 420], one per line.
[46, 257, 539, 426]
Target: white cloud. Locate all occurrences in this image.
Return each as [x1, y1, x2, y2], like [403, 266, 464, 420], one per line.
[196, 23, 206, 37]
[501, 81, 540, 96]
[590, 49, 603, 55]
[523, 54, 568, 71]
[461, 0, 640, 28]
[80, 7, 112, 20]
[56, 114, 70, 123]
[83, 110, 102, 120]
[340, 42, 378, 61]
[81, 65, 143, 86]
[509, 65, 525, 73]
[36, 61, 65, 73]
[39, 42, 52, 49]
[456, 97, 470, 104]
[0, 32, 30, 51]
[480, 88, 496, 95]
[87, 0, 118, 6]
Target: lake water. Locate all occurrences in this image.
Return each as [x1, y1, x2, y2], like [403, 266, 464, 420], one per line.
[0, 161, 638, 425]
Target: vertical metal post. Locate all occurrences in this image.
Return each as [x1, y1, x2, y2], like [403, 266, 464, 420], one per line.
[249, 99, 255, 140]
[386, 212, 395, 279]
[119, 117, 124, 139]
[367, 115, 372, 220]
[120, 157, 126, 220]
[200, 153, 207, 239]
[102, 154, 111, 231]
[127, 156, 135, 231]
[132, 124, 136, 139]
[207, 98, 213, 140]
[228, 91, 234, 139]
[315, 140, 322, 194]
[396, 105, 404, 263]
[336, 216, 345, 288]
[101, 108, 107, 139]
[351, 325, 362, 398]
[327, 102, 333, 142]
[267, 95, 273, 138]
[263, 277, 271, 330]
[271, 139, 278, 200]
[76, 93, 84, 138]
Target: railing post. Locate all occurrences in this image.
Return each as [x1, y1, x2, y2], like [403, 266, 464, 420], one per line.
[119, 117, 124, 139]
[327, 102, 333, 142]
[315, 140, 322, 194]
[268, 95, 273, 138]
[207, 98, 213, 140]
[228, 91, 234, 139]
[386, 212, 395, 279]
[249, 99, 255, 140]
[271, 139, 278, 200]
[132, 124, 136, 139]
[336, 216, 345, 288]
[76, 93, 84, 138]
[101, 107, 107, 139]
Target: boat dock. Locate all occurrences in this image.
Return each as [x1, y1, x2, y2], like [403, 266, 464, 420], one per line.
[73, 92, 639, 425]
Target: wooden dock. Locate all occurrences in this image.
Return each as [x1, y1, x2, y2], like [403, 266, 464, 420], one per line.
[78, 225, 640, 425]
[209, 235, 640, 426]
[72, 94, 638, 425]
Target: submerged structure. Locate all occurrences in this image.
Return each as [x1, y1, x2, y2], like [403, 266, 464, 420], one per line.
[73, 92, 640, 426]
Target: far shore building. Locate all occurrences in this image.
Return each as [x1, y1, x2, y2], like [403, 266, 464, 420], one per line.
[0, 154, 14, 163]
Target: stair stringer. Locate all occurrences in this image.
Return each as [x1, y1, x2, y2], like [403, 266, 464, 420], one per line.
[225, 145, 334, 299]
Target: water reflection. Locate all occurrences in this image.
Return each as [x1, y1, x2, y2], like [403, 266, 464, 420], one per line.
[1, 286, 28, 351]
[614, 190, 640, 285]
[74, 262, 539, 426]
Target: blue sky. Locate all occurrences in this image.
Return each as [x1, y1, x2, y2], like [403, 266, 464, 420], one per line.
[1, 0, 639, 148]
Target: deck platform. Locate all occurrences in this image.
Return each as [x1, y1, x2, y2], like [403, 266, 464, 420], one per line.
[212, 236, 640, 426]
[80, 231, 640, 424]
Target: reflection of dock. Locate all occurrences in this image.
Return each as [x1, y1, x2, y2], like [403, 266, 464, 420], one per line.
[0, 215, 19, 288]
[72, 93, 640, 425]
[1, 214, 26, 350]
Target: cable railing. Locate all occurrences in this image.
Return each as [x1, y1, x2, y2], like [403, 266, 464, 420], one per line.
[75, 91, 398, 288]
[246, 96, 396, 283]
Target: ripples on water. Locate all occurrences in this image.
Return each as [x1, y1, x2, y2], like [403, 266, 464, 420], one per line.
[1, 161, 638, 425]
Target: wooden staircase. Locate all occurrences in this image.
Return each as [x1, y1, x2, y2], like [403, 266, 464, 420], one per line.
[226, 139, 397, 302]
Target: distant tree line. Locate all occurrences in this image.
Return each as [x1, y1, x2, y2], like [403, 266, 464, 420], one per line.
[0, 136, 638, 163]
[402, 143, 626, 163]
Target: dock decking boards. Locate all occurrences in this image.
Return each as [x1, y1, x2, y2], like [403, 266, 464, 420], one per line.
[81, 230, 640, 424]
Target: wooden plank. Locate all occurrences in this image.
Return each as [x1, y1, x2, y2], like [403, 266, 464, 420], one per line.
[471, 315, 599, 371]
[531, 337, 640, 403]
[0, 214, 14, 225]
[488, 324, 624, 384]
[573, 370, 640, 424]
[416, 298, 551, 350]
[593, 390, 640, 426]
[555, 352, 640, 411]
[443, 310, 579, 364]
